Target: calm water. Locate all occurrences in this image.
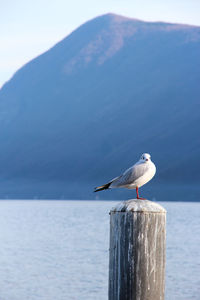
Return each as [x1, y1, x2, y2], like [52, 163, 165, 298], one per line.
[0, 200, 199, 300]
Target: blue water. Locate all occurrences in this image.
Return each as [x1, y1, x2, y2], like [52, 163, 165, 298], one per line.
[0, 200, 199, 300]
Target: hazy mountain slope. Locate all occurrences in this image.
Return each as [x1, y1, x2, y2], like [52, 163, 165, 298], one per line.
[0, 13, 200, 199]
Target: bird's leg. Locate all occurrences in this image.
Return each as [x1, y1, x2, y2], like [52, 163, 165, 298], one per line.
[136, 187, 146, 200]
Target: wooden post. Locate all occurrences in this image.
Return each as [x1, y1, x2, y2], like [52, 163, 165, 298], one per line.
[109, 199, 166, 300]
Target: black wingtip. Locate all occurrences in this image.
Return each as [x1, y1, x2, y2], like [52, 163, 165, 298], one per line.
[93, 182, 111, 193]
[94, 187, 102, 193]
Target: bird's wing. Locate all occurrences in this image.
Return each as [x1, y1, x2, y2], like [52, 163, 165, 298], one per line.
[111, 162, 148, 187]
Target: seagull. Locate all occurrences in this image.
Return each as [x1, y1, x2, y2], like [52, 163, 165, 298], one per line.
[94, 153, 156, 199]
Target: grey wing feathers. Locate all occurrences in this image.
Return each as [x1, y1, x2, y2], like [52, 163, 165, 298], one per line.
[111, 163, 148, 187]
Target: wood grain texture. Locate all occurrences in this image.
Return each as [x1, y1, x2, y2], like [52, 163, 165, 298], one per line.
[109, 199, 166, 300]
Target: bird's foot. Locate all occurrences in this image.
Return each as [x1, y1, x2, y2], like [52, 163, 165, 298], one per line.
[136, 196, 146, 200]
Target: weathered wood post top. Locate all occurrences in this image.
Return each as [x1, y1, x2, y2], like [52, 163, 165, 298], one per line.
[111, 199, 166, 213]
[109, 199, 166, 300]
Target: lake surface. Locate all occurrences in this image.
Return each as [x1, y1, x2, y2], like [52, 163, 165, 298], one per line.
[0, 200, 199, 300]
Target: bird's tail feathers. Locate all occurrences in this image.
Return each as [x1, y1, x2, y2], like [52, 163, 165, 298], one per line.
[94, 182, 112, 192]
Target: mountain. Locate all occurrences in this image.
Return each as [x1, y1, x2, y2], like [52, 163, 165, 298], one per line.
[0, 13, 200, 200]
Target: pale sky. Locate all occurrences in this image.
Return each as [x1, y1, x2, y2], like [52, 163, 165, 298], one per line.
[1, 0, 200, 88]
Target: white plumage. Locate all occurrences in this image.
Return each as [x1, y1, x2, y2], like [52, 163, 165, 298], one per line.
[94, 153, 156, 199]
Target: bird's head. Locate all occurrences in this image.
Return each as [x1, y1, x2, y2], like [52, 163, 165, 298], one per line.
[140, 153, 151, 162]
